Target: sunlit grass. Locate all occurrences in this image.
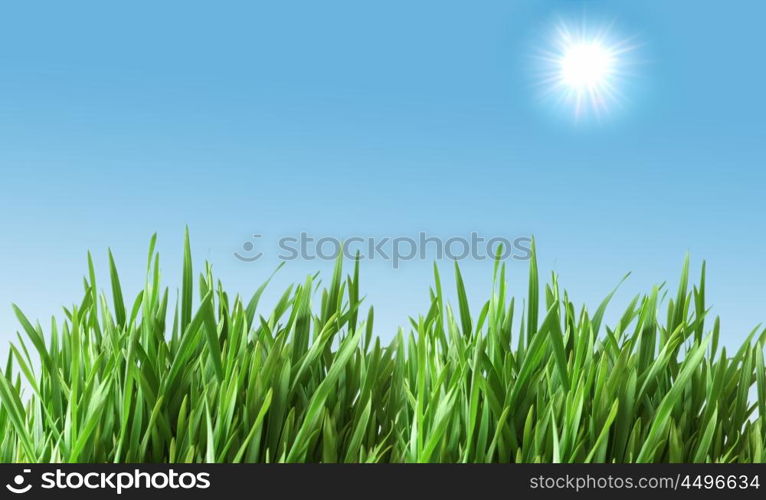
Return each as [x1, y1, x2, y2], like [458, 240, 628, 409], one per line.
[1, 231, 764, 463]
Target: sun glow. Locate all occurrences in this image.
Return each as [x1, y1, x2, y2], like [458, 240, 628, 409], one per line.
[560, 42, 615, 89]
[537, 19, 636, 120]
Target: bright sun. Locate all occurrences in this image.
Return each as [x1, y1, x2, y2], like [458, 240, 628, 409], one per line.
[560, 42, 615, 89]
[537, 20, 636, 120]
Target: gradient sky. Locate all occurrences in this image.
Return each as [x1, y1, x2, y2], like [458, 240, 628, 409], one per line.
[1, 0, 764, 350]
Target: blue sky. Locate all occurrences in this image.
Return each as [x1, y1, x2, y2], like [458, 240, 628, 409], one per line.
[1, 0, 765, 348]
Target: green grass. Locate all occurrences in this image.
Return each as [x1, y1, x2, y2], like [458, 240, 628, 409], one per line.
[1, 230, 765, 463]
